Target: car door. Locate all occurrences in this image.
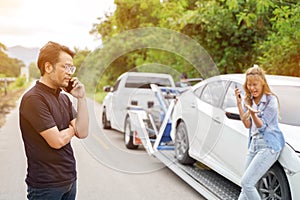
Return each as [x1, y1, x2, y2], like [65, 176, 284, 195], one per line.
[211, 81, 248, 182]
[180, 86, 204, 156]
[189, 80, 228, 160]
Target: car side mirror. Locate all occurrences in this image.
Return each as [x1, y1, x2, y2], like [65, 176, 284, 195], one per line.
[103, 86, 112, 92]
[225, 107, 241, 120]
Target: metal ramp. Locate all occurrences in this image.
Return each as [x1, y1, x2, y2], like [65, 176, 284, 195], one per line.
[127, 84, 178, 155]
[128, 108, 155, 155]
[154, 150, 241, 200]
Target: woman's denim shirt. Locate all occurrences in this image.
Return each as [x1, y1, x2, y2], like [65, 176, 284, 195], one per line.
[246, 94, 285, 152]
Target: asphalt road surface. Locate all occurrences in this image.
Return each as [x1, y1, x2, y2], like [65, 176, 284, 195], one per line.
[0, 95, 204, 200]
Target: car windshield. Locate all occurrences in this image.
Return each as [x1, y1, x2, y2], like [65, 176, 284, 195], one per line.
[271, 85, 300, 126]
[125, 76, 172, 88]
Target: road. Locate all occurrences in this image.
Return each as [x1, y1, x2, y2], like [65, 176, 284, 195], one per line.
[0, 95, 204, 200]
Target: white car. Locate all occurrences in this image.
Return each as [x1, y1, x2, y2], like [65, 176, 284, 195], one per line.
[171, 74, 300, 199]
[102, 72, 175, 134]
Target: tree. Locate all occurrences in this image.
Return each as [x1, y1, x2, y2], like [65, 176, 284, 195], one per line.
[0, 42, 7, 51]
[88, 0, 199, 89]
[73, 48, 91, 77]
[0, 45, 25, 77]
[29, 62, 40, 79]
[258, 2, 300, 76]
[88, 0, 300, 93]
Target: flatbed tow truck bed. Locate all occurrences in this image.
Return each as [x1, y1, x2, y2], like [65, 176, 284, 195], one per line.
[154, 150, 240, 200]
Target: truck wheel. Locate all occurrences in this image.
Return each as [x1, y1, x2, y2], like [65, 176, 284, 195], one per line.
[102, 108, 111, 129]
[124, 116, 138, 149]
[175, 121, 195, 165]
[257, 163, 291, 199]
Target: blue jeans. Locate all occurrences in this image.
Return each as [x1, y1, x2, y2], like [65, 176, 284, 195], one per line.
[27, 180, 76, 200]
[238, 136, 280, 200]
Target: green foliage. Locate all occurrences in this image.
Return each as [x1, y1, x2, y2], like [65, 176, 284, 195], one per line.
[258, 3, 300, 76]
[4, 77, 28, 95]
[0, 43, 7, 51]
[73, 48, 91, 77]
[29, 62, 40, 79]
[92, 91, 107, 103]
[86, 0, 300, 94]
[0, 43, 25, 77]
[178, 0, 279, 73]
[12, 77, 26, 88]
[113, 0, 161, 30]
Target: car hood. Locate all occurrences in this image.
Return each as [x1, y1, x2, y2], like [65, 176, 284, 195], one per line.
[280, 123, 300, 152]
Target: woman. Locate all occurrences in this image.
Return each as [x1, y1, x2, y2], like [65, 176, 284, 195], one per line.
[235, 65, 285, 200]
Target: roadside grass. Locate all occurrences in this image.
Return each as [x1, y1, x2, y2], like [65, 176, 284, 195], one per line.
[0, 78, 31, 128]
[88, 91, 106, 104]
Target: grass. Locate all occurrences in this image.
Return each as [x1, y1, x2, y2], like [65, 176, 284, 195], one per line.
[87, 91, 107, 104]
[0, 78, 31, 128]
[0, 88, 26, 128]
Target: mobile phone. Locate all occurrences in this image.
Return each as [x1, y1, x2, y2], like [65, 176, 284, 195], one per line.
[235, 84, 241, 99]
[66, 80, 74, 92]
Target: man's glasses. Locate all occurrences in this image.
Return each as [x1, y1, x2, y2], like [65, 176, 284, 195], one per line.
[64, 64, 76, 74]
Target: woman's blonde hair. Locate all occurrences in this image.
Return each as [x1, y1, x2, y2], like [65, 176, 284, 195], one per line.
[242, 65, 279, 120]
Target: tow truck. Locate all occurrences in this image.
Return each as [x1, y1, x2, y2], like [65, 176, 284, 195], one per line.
[125, 84, 241, 200]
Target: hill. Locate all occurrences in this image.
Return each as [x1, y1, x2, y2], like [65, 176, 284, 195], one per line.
[6, 46, 39, 66]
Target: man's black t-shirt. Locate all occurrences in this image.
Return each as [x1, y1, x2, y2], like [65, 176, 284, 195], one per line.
[19, 81, 77, 188]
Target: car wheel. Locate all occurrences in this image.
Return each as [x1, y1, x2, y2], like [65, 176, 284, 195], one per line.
[257, 163, 291, 199]
[124, 116, 138, 149]
[102, 107, 111, 129]
[175, 121, 195, 165]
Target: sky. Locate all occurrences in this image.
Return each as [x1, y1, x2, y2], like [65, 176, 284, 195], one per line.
[0, 0, 115, 50]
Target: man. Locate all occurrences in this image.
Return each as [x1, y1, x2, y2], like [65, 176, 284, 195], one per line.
[176, 72, 191, 87]
[19, 41, 89, 200]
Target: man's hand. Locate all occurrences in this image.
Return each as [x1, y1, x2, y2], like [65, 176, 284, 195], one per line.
[69, 77, 86, 99]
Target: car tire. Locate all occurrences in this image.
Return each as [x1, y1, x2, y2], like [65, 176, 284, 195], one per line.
[102, 107, 111, 129]
[257, 163, 291, 199]
[124, 116, 139, 149]
[175, 121, 196, 165]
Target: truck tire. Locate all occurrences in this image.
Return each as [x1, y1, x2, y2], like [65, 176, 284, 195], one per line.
[175, 121, 195, 165]
[257, 163, 291, 199]
[124, 116, 138, 149]
[102, 107, 111, 129]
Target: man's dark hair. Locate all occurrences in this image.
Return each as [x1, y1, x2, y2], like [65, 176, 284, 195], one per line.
[37, 41, 75, 76]
[180, 72, 188, 79]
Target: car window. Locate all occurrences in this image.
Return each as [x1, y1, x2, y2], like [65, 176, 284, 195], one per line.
[112, 79, 121, 92]
[125, 76, 172, 88]
[271, 85, 300, 126]
[200, 80, 227, 107]
[222, 82, 243, 109]
[193, 85, 204, 98]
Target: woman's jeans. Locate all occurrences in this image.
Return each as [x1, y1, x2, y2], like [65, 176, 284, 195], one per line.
[27, 180, 76, 200]
[238, 135, 280, 200]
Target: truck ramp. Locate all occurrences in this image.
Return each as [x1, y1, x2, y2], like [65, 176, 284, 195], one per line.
[154, 150, 240, 200]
